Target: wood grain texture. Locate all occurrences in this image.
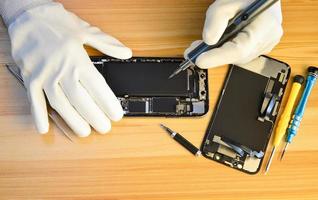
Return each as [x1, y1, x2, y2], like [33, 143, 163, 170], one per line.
[0, 0, 318, 199]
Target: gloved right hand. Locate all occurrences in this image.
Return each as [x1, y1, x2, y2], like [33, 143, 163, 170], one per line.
[3, 1, 132, 137]
[184, 0, 283, 69]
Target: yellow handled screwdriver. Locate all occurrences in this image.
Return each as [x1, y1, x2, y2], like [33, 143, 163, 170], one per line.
[265, 75, 304, 173]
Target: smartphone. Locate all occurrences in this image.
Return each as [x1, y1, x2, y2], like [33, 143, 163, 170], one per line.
[91, 56, 209, 117]
[201, 56, 290, 174]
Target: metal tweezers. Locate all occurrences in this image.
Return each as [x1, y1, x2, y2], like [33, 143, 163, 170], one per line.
[6, 63, 74, 142]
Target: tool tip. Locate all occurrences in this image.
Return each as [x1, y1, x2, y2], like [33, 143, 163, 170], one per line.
[168, 65, 184, 79]
[168, 59, 193, 79]
[168, 73, 176, 79]
[159, 124, 174, 135]
[280, 143, 289, 161]
[159, 124, 168, 130]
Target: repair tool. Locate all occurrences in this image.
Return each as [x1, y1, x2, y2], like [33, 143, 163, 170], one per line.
[280, 66, 318, 160]
[264, 75, 304, 173]
[6, 64, 74, 142]
[160, 124, 201, 156]
[169, 0, 279, 79]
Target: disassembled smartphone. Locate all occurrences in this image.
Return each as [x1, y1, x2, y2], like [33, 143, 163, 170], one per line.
[91, 57, 209, 116]
[201, 56, 290, 174]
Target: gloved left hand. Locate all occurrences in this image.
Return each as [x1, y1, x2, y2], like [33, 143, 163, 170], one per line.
[1, 0, 132, 137]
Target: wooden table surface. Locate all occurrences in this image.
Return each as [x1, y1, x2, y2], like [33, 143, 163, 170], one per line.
[1, 0, 318, 199]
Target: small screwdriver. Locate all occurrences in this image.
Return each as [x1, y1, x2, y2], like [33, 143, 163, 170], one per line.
[281, 66, 318, 160]
[264, 75, 304, 173]
[160, 124, 201, 156]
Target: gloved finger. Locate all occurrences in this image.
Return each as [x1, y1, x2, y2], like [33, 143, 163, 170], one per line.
[203, 0, 253, 45]
[262, 38, 282, 55]
[79, 55, 124, 122]
[184, 40, 202, 59]
[60, 71, 112, 134]
[234, 17, 283, 64]
[44, 80, 91, 137]
[241, 37, 282, 64]
[25, 77, 49, 134]
[84, 27, 132, 59]
[196, 32, 251, 69]
[233, 29, 282, 65]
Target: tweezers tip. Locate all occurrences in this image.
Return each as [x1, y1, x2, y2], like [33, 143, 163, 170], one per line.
[168, 73, 175, 79]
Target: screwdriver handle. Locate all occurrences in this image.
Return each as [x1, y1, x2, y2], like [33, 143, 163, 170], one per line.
[286, 67, 318, 143]
[172, 133, 201, 156]
[272, 75, 304, 147]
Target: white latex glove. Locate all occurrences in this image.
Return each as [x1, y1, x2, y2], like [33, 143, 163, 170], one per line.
[184, 0, 283, 69]
[2, 1, 132, 137]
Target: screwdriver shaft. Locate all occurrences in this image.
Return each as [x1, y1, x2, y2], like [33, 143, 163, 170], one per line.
[280, 143, 289, 160]
[265, 146, 276, 174]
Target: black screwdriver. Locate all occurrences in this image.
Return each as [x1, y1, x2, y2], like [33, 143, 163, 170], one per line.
[160, 124, 201, 156]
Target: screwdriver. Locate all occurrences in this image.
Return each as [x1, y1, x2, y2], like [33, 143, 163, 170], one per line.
[281, 66, 318, 160]
[160, 124, 201, 156]
[169, 0, 279, 79]
[264, 75, 304, 173]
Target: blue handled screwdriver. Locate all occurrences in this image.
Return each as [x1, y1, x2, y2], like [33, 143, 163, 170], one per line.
[169, 0, 279, 79]
[280, 66, 318, 160]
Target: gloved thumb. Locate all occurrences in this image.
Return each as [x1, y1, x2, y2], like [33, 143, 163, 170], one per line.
[84, 27, 132, 59]
[203, 0, 253, 45]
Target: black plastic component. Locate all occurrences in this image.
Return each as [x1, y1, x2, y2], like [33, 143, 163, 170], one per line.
[294, 75, 305, 84]
[308, 66, 318, 75]
[153, 97, 177, 113]
[128, 101, 146, 113]
[103, 60, 190, 97]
